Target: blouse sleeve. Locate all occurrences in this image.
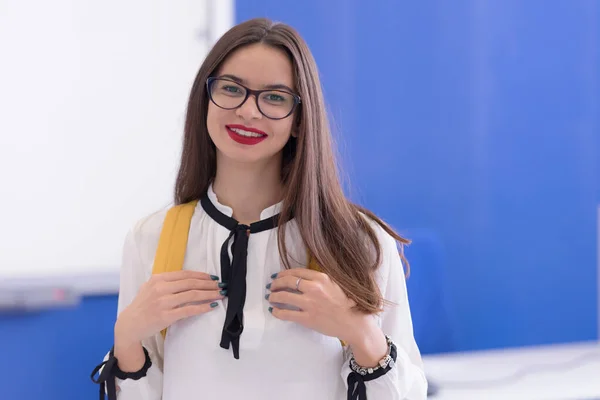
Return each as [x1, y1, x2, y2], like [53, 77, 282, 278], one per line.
[93, 226, 164, 399]
[340, 225, 428, 399]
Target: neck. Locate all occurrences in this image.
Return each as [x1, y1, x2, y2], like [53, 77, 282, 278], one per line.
[212, 153, 284, 224]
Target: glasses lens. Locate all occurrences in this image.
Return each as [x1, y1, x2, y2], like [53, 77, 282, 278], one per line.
[209, 79, 247, 109]
[257, 91, 295, 119]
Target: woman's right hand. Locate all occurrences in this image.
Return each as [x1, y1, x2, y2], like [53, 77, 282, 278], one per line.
[115, 270, 226, 346]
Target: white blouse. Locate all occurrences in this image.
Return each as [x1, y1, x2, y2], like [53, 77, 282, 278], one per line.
[106, 185, 428, 399]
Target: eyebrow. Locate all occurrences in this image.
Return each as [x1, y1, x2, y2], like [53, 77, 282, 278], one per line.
[218, 74, 295, 93]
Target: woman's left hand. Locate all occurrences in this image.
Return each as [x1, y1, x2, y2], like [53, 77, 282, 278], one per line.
[266, 268, 369, 344]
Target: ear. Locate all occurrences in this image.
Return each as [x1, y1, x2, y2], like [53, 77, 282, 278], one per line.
[291, 114, 301, 138]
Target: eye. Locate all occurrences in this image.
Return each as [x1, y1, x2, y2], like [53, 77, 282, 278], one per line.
[222, 85, 242, 94]
[261, 92, 290, 105]
[265, 93, 285, 102]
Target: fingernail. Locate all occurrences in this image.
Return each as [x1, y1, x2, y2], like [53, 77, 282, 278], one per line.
[266, 283, 271, 289]
[210, 302, 218, 308]
[264, 294, 269, 300]
[220, 290, 228, 296]
[270, 273, 278, 279]
[218, 282, 228, 288]
[268, 306, 273, 313]
[210, 275, 219, 281]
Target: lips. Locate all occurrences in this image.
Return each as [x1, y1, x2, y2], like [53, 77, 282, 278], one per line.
[226, 124, 268, 146]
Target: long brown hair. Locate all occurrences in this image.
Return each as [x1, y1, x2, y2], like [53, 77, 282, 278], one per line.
[175, 18, 410, 313]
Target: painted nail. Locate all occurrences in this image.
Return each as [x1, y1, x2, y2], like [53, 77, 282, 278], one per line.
[270, 273, 278, 279]
[268, 306, 273, 313]
[210, 275, 219, 281]
[210, 302, 218, 308]
[266, 283, 271, 289]
[265, 294, 269, 300]
[220, 290, 228, 296]
[218, 282, 228, 288]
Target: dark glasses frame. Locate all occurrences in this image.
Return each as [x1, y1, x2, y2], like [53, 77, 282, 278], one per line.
[206, 77, 302, 120]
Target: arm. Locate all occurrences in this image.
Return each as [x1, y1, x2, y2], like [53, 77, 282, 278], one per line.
[94, 227, 164, 400]
[340, 230, 428, 399]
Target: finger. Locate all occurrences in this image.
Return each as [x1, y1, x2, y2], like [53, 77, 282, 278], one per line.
[269, 305, 307, 323]
[166, 278, 226, 294]
[169, 301, 220, 321]
[167, 289, 226, 309]
[158, 270, 220, 282]
[271, 267, 324, 281]
[266, 291, 308, 310]
[269, 275, 315, 293]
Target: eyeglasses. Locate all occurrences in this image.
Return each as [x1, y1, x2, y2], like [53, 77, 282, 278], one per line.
[206, 77, 301, 120]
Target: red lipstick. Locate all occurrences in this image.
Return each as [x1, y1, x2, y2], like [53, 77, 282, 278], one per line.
[226, 124, 268, 145]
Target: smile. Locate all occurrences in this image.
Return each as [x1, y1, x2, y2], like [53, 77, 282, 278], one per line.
[226, 124, 268, 145]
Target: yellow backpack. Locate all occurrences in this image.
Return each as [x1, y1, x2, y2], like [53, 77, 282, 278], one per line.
[151, 201, 339, 343]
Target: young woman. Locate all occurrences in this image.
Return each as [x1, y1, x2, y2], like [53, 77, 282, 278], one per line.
[92, 17, 427, 400]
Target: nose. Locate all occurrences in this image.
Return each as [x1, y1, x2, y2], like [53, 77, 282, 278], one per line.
[235, 94, 262, 120]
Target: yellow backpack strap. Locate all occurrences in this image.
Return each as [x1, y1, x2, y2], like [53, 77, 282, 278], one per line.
[307, 254, 321, 273]
[307, 253, 347, 347]
[152, 200, 198, 339]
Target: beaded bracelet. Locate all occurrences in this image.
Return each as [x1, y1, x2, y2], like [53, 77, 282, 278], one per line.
[349, 335, 396, 376]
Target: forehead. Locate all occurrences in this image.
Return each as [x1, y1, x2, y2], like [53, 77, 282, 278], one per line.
[217, 43, 294, 89]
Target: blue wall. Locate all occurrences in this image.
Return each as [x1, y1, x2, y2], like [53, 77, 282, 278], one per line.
[0, 1, 598, 399]
[237, 0, 599, 350]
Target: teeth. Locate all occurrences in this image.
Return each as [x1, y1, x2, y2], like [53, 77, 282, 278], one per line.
[230, 128, 264, 138]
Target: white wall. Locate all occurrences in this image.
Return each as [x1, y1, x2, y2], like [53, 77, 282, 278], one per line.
[0, 0, 233, 294]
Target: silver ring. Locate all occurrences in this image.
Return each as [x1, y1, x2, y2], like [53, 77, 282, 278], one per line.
[295, 277, 302, 291]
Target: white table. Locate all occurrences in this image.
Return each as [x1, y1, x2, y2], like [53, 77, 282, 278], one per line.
[422, 341, 600, 400]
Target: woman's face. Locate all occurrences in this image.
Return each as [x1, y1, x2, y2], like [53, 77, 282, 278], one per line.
[206, 43, 298, 166]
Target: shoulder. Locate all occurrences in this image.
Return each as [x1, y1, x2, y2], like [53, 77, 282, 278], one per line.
[357, 211, 407, 295]
[357, 211, 401, 256]
[124, 205, 177, 267]
[129, 207, 169, 244]
[127, 201, 204, 263]
[129, 201, 200, 242]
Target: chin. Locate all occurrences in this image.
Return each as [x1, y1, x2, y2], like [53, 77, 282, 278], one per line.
[217, 145, 277, 165]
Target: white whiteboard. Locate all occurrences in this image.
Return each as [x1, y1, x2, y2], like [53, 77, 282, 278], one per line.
[0, 0, 234, 294]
